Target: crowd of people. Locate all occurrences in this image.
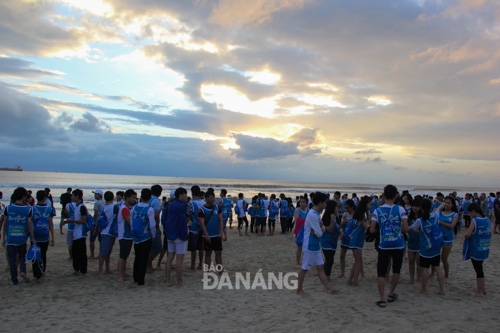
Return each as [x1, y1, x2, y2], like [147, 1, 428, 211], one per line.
[0, 184, 495, 306]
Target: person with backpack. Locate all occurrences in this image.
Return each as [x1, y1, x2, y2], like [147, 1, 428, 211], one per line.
[98, 191, 117, 276]
[434, 196, 459, 279]
[370, 185, 409, 308]
[296, 192, 340, 296]
[218, 189, 232, 241]
[236, 193, 249, 237]
[320, 200, 339, 281]
[31, 190, 55, 282]
[199, 190, 224, 270]
[464, 203, 491, 297]
[409, 199, 445, 295]
[131, 188, 156, 286]
[116, 189, 136, 283]
[279, 194, 289, 234]
[90, 189, 104, 258]
[346, 196, 372, 287]
[293, 197, 309, 266]
[2, 187, 35, 285]
[338, 199, 355, 278]
[188, 185, 205, 270]
[147, 184, 163, 274]
[268, 194, 279, 236]
[61, 189, 90, 276]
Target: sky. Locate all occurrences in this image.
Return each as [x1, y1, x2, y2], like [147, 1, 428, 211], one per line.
[1, 0, 500, 187]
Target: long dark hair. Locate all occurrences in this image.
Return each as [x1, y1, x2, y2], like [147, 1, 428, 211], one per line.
[420, 199, 432, 220]
[444, 196, 459, 213]
[322, 200, 337, 226]
[353, 196, 371, 221]
[408, 197, 422, 221]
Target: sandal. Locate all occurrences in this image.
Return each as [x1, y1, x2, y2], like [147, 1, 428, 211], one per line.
[376, 301, 387, 308]
[388, 293, 398, 302]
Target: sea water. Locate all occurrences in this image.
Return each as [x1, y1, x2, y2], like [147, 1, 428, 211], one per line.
[1, 171, 496, 206]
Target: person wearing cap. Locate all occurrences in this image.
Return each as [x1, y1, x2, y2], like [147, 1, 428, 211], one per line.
[90, 189, 105, 258]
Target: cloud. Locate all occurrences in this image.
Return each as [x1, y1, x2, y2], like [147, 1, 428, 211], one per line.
[0, 84, 70, 148]
[290, 127, 318, 145]
[0, 57, 61, 77]
[70, 112, 111, 133]
[209, 0, 310, 27]
[230, 134, 299, 160]
[355, 149, 382, 155]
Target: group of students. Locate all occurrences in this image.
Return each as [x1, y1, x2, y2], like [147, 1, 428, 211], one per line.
[0, 184, 494, 302]
[293, 185, 493, 307]
[0, 184, 233, 287]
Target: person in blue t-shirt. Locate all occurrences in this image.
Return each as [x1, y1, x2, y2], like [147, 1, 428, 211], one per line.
[320, 200, 338, 281]
[296, 192, 340, 296]
[31, 190, 55, 282]
[465, 203, 491, 297]
[370, 184, 409, 308]
[2, 187, 35, 285]
[347, 196, 371, 287]
[409, 199, 445, 295]
[199, 190, 224, 270]
[164, 187, 189, 287]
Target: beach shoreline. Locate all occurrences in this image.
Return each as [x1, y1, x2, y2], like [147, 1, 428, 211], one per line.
[0, 225, 498, 332]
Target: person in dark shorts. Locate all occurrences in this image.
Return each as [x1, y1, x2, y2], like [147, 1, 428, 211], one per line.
[199, 190, 223, 270]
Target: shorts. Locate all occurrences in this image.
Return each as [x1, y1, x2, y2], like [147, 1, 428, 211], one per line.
[301, 251, 324, 271]
[162, 232, 168, 251]
[419, 254, 441, 268]
[238, 216, 249, 229]
[187, 232, 202, 252]
[167, 239, 187, 255]
[119, 239, 133, 259]
[376, 248, 404, 277]
[268, 219, 276, 228]
[495, 214, 500, 224]
[99, 234, 116, 257]
[150, 230, 162, 254]
[203, 236, 223, 252]
[89, 225, 101, 243]
[256, 217, 267, 227]
[66, 230, 74, 246]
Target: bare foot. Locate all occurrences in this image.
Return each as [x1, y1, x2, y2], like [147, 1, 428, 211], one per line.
[418, 290, 428, 295]
[296, 290, 310, 297]
[436, 290, 445, 295]
[123, 273, 131, 278]
[166, 282, 173, 287]
[337, 274, 345, 278]
[36, 278, 42, 284]
[73, 271, 81, 276]
[105, 270, 113, 274]
[327, 287, 341, 294]
[471, 292, 484, 297]
[176, 284, 185, 288]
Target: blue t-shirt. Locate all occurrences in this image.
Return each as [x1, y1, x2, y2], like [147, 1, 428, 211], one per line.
[199, 205, 221, 237]
[470, 217, 491, 261]
[4, 204, 32, 246]
[412, 213, 441, 258]
[321, 220, 339, 250]
[438, 211, 457, 244]
[32, 204, 53, 242]
[373, 204, 407, 250]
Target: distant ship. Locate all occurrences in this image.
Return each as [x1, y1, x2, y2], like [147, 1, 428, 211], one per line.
[0, 165, 23, 171]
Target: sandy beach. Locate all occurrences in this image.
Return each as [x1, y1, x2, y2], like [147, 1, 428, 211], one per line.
[0, 226, 499, 332]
